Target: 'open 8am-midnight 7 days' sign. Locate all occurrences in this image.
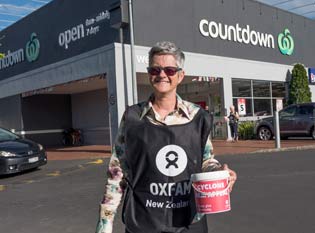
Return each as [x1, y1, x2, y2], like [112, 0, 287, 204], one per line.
[309, 68, 315, 85]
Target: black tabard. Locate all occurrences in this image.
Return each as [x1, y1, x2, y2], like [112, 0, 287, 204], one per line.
[122, 104, 211, 233]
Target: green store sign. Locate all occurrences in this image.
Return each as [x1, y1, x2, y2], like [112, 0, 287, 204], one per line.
[26, 33, 40, 62]
[278, 28, 294, 56]
[0, 32, 40, 71]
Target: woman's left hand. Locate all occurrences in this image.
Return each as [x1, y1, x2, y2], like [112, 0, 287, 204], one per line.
[223, 164, 237, 192]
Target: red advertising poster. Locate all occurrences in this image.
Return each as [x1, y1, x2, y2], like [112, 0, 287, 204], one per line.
[237, 98, 246, 115]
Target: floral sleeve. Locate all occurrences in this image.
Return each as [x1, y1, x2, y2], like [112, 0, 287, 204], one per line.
[96, 115, 127, 233]
[202, 135, 221, 171]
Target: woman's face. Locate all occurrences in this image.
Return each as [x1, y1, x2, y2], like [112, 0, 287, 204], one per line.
[148, 54, 184, 95]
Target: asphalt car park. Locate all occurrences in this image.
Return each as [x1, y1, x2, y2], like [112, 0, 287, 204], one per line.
[1, 150, 315, 233]
[0, 127, 47, 175]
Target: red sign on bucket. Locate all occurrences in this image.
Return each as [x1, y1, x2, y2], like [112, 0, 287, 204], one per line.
[191, 170, 231, 214]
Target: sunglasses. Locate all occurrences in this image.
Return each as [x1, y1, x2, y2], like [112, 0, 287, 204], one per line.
[147, 66, 182, 76]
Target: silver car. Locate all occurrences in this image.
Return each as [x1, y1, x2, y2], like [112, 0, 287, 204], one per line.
[256, 103, 315, 140]
[0, 127, 47, 175]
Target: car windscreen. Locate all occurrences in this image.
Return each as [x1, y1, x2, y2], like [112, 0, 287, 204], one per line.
[0, 128, 19, 141]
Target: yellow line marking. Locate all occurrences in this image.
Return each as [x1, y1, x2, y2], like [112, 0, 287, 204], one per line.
[87, 159, 103, 165]
[0, 185, 6, 191]
[46, 171, 61, 177]
[24, 180, 35, 184]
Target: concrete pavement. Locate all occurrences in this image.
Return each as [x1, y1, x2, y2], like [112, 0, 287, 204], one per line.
[46, 139, 315, 160]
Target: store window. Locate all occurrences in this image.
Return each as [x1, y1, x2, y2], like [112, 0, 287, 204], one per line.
[272, 82, 286, 97]
[253, 80, 270, 97]
[232, 79, 251, 97]
[232, 79, 286, 117]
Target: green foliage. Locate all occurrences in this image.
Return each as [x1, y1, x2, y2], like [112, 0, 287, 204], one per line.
[288, 63, 312, 105]
[238, 121, 255, 140]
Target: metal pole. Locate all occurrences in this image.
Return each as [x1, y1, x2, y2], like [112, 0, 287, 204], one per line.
[274, 111, 281, 149]
[128, 0, 138, 105]
[120, 28, 129, 108]
[19, 94, 25, 139]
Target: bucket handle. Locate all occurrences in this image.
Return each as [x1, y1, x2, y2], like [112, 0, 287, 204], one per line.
[192, 180, 230, 195]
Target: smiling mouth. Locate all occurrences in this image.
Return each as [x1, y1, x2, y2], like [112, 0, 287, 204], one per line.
[154, 80, 170, 83]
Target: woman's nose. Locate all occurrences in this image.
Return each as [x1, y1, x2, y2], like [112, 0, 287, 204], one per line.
[159, 69, 168, 77]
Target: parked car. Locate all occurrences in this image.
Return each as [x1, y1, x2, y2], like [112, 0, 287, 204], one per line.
[0, 127, 47, 175]
[255, 102, 315, 140]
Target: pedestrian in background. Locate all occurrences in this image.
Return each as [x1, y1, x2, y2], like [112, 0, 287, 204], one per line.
[205, 105, 214, 139]
[227, 105, 239, 142]
[96, 41, 237, 233]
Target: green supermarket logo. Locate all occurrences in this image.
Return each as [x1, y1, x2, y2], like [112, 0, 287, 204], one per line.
[0, 32, 40, 71]
[26, 32, 40, 62]
[278, 29, 294, 56]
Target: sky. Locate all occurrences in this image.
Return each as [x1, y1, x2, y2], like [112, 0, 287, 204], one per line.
[0, 0, 315, 31]
[0, 0, 52, 30]
[256, 0, 315, 18]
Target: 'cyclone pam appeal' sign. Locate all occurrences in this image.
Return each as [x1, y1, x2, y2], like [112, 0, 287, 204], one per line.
[199, 19, 294, 56]
[238, 98, 246, 115]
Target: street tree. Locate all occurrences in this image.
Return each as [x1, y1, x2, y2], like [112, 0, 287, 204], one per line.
[288, 63, 311, 104]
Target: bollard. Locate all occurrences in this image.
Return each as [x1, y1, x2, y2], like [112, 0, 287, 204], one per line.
[274, 111, 281, 149]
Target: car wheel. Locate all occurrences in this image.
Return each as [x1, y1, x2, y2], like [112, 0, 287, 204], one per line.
[258, 126, 273, 140]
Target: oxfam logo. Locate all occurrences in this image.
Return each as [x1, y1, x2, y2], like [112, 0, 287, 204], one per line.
[278, 29, 294, 56]
[155, 145, 187, 177]
[26, 33, 40, 62]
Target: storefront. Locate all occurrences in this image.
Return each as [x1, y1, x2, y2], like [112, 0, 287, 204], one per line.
[1, 0, 315, 145]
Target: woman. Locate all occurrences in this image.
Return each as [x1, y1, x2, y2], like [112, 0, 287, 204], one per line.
[96, 41, 237, 233]
[228, 105, 239, 142]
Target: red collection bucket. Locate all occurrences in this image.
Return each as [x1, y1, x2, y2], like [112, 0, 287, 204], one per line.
[191, 170, 231, 214]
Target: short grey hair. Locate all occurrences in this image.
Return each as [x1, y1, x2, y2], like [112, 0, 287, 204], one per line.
[148, 41, 185, 68]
